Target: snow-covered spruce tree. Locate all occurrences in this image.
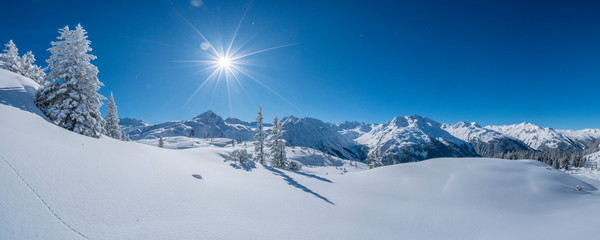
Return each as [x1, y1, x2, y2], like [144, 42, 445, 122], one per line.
[253, 106, 266, 164]
[20, 51, 46, 85]
[158, 136, 164, 148]
[366, 146, 382, 169]
[269, 116, 288, 168]
[104, 92, 127, 140]
[36, 24, 106, 138]
[1, 40, 22, 73]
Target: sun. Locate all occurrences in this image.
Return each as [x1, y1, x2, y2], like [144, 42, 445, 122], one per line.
[173, 2, 301, 115]
[218, 56, 232, 69]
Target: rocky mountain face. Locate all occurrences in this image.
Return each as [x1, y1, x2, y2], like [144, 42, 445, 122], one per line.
[281, 116, 363, 160]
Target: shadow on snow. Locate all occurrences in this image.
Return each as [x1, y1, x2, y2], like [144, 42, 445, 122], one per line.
[265, 166, 335, 205]
[0, 86, 50, 122]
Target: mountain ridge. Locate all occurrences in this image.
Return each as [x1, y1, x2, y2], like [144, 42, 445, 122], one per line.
[121, 112, 600, 164]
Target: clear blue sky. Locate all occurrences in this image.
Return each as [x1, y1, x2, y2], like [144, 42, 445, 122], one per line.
[2, 0, 600, 129]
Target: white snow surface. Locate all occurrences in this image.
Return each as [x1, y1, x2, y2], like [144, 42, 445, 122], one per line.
[3, 69, 600, 239]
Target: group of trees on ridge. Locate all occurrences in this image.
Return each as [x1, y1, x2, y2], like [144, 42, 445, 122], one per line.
[223, 106, 301, 171]
[495, 150, 589, 170]
[0, 24, 127, 141]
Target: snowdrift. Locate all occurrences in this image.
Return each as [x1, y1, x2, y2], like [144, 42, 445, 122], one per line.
[2, 69, 600, 240]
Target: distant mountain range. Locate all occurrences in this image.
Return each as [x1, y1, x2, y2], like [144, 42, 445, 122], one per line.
[121, 111, 600, 164]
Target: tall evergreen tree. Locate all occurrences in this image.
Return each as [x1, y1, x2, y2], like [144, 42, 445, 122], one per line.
[253, 106, 266, 164]
[269, 116, 288, 168]
[104, 92, 126, 140]
[36, 24, 106, 138]
[1, 40, 22, 74]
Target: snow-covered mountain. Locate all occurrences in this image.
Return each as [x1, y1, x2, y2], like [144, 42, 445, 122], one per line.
[124, 112, 600, 164]
[122, 110, 256, 141]
[356, 115, 477, 164]
[486, 122, 600, 152]
[281, 116, 363, 160]
[119, 117, 147, 136]
[121, 113, 361, 160]
[442, 122, 532, 157]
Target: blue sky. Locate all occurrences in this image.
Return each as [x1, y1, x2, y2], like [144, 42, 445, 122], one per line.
[1, 0, 600, 129]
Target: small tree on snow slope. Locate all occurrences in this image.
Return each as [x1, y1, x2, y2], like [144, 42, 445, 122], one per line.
[1, 41, 45, 84]
[36, 24, 106, 138]
[1, 40, 22, 74]
[269, 116, 288, 168]
[20, 51, 46, 85]
[253, 106, 266, 164]
[104, 92, 127, 140]
[366, 146, 382, 169]
[158, 136, 164, 148]
[226, 149, 252, 164]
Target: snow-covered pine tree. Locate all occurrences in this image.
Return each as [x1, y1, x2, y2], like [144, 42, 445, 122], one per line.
[1, 40, 22, 74]
[253, 106, 266, 164]
[20, 51, 46, 85]
[35, 24, 106, 138]
[104, 92, 126, 140]
[268, 116, 288, 168]
[366, 146, 382, 169]
[158, 136, 164, 148]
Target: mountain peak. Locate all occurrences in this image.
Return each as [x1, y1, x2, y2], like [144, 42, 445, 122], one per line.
[193, 110, 224, 125]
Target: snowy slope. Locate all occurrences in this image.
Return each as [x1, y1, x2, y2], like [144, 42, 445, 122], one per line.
[486, 122, 600, 151]
[357, 115, 476, 164]
[442, 122, 532, 157]
[3, 69, 600, 239]
[136, 136, 367, 175]
[337, 121, 373, 139]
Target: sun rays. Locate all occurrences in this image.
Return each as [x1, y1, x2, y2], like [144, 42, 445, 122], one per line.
[172, 2, 300, 116]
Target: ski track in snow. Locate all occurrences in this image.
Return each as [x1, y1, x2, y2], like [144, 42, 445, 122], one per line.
[0, 154, 89, 240]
